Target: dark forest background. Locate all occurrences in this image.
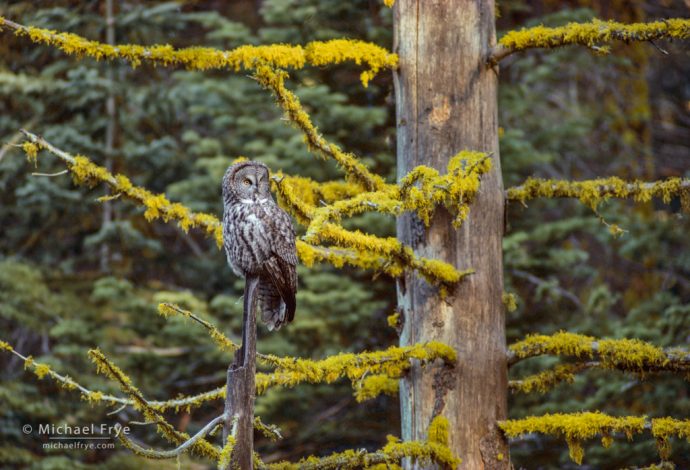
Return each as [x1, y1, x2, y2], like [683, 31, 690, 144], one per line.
[0, 1, 688, 468]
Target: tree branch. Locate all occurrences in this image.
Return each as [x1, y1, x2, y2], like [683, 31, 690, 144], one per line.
[500, 412, 690, 464]
[488, 18, 690, 64]
[506, 176, 690, 211]
[0, 16, 396, 86]
[116, 414, 224, 460]
[507, 332, 690, 374]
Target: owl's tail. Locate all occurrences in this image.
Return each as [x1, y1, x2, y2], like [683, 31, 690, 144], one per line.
[259, 256, 297, 331]
[258, 279, 291, 331]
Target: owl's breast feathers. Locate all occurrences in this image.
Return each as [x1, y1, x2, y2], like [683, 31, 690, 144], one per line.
[222, 199, 298, 329]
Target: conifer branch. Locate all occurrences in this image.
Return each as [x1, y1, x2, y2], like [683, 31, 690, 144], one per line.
[0, 340, 128, 405]
[272, 149, 493, 288]
[507, 332, 690, 375]
[20, 129, 225, 245]
[353, 374, 400, 402]
[500, 412, 690, 464]
[19, 130, 467, 285]
[0, 17, 397, 87]
[254, 66, 386, 191]
[88, 349, 220, 460]
[489, 18, 690, 64]
[506, 176, 690, 211]
[259, 415, 460, 469]
[509, 362, 598, 394]
[116, 414, 225, 460]
[1, 333, 454, 414]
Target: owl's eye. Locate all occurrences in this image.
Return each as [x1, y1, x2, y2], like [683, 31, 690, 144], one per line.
[243, 178, 252, 186]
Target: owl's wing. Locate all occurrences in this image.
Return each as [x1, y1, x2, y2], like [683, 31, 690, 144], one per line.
[270, 206, 298, 267]
[262, 205, 298, 322]
[262, 256, 296, 323]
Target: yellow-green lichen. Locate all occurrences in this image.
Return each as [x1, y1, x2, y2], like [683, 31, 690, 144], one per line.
[88, 348, 219, 460]
[510, 363, 590, 394]
[502, 292, 518, 312]
[387, 312, 401, 329]
[157, 303, 238, 354]
[2, 17, 397, 86]
[499, 412, 646, 464]
[354, 374, 399, 402]
[651, 417, 690, 460]
[254, 65, 386, 190]
[509, 331, 685, 375]
[498, 18, 690, 54]
[22, 141, 39, 166]
[217, 435, 236, 469]
[257, 341, 456, 395]
[507, 176, 690, 213]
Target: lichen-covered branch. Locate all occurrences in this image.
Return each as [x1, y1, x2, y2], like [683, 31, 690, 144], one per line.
[489, 18, 690, 64]
[158, 303, 239, 353]
[509, 362, 597, 394]
[508, 332, 690, 375]
[158, 302, 455, 395]
[500, 412, 644, 464]
[0, 16, 397, 87]
[257, 341, 455, 395]
[506, 176, 690, 212]
[0, 339, 127, 405]
[273, 175, 470, 288]
[116, 414, 224, 460]
[5, 330, 454, 465]
[2, 331, 453, 414]
[20, 131, 459, 284]
[500, 412, 690, 464]
[354, 374, 399, 402]
[88, 348, 220, 460]
[260, 415, 460, 469]
[21, 130, 224, 246]
[272, 149, 491, 288]
[651, 418, 690, 460]
[254, 66, 386, 190]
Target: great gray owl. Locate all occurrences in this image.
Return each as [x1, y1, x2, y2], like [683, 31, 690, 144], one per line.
[222, 161, 298, 330]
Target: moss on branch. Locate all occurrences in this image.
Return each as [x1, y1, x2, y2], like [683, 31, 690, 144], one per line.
[501, 413, 690, 464]
[0, 16, 397, 86]
[254, 66, 386, 190]
[88, 349, 220, 460]
[509, 362, 595, 394]
[354, 374, 399, 402]
[20, 130, 462, 284]
[508, 332, 690, 377]
[490, 18, 690, 63]
[499, 412, 645, 464]
[651, 418, 690, 460]
[507, 176, 690, 212]
[261, 415, 459, 469]
[257, 341, 455, 395]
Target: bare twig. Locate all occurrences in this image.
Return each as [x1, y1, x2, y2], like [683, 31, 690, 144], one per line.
[31, 170, 68, 177]
[116, 414, 224, 460]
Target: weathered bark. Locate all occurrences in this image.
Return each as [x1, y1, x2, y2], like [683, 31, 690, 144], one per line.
[222, 275, 259, 470]
[393, 1, 508, 469]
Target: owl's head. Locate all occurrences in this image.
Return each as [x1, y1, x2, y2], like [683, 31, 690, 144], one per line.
[222, 161, 271, 204]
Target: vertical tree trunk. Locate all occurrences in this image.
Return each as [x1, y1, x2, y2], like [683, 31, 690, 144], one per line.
[393, 1, 508, 468]
[222, 275, 259, 470]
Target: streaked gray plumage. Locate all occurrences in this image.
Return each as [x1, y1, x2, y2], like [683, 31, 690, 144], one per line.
[222, 161, 298, 330]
